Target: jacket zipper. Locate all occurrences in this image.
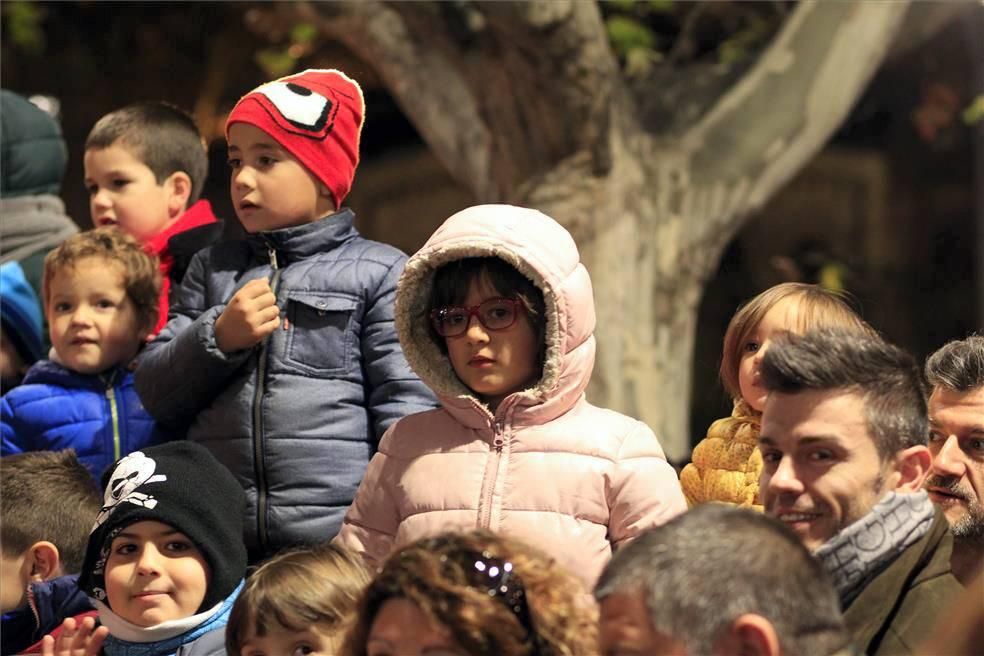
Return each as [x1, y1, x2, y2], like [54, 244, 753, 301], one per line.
[477, 416, 506, 530]
[252, 246, 281, 551]
[27, 583, 40, 637]
[105, 385, 121, 462]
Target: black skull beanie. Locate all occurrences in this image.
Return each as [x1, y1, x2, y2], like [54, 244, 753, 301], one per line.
[79, 442, 247, 612]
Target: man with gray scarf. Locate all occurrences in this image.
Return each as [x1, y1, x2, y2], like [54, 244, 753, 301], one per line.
[757, 329, 962, 656]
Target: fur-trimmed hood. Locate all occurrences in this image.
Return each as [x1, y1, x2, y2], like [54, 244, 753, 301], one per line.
[395, 204, 595, 424]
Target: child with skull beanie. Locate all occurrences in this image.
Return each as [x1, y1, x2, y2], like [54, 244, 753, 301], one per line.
[72, 441, 247, 656]
[135, 69, 436, 561]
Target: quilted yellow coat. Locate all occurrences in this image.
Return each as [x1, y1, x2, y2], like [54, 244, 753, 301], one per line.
[680, 400, 763, 511]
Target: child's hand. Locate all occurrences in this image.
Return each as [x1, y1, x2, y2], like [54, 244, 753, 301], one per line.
[41, 616, 109, 656]
[215, 278, 281, 353]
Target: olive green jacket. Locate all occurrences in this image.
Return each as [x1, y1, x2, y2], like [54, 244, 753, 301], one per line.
[843, 510, 963, 656]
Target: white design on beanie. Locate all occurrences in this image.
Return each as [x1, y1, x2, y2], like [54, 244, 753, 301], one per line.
[92, 451, 167, 529]
[257, 81, 331, 132]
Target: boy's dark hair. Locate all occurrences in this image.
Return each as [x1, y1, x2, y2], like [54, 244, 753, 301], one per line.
[760, 328, 928, 459]
[0, 450, 101, 574]
[85, 101, 207, 205]
[43, 227, 161, 333]
[428, 257, 547, 366]
[925, 334, 984, 393]
[595, 505, 849, 656]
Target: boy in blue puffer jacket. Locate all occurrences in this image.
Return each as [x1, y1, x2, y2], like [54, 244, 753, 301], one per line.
[135, 69, 437, 562]
[1, 228, 171, 482]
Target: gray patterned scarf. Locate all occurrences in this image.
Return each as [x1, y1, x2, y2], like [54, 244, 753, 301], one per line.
[814, 490, 935, 607]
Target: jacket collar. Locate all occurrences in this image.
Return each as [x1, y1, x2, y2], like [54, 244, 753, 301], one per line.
[246, 208, 356, 266]
[23, 359, 129, 390]
[29, 574, 94, 636]
[144, 200, 219, 259]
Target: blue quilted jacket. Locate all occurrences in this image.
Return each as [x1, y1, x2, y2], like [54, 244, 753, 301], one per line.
[0, 360, 170, 482]
[135, 209, 437, 557]
[0, 574, 93, 655]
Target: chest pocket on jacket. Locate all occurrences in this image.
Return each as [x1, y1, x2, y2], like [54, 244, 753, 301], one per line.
[285, 293, 358, 374]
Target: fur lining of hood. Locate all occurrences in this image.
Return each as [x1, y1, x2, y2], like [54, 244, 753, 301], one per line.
[395, 204, 595, 410]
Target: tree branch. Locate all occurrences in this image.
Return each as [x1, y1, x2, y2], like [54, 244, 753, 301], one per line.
[297, 0, 622, 200]
[676, 0, 910, 255]
[294, 1, 496, 198]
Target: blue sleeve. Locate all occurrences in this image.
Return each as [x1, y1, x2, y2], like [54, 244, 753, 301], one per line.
[361, 257, 438, 443]
[135, 251, 251, 429]
[1, 393, 27, 455]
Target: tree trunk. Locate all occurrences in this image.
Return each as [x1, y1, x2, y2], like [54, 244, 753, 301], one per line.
[300, 0, 909, 460]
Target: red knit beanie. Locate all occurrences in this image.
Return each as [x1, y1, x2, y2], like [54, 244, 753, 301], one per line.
[225, 68, 365, 208]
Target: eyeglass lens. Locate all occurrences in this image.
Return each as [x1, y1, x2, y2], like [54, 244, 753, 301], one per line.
[432, 298, 517, 336]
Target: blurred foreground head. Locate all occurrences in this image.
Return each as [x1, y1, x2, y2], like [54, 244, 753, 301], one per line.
[595, 505, 850, 656]
[344, 530, 597, 656]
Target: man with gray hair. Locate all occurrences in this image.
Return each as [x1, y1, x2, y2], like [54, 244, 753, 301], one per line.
[594, 504, 853, 656]
[757, 329, 962, 656]
[923, 334, 984, 586]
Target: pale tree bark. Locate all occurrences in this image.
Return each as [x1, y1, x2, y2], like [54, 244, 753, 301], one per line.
[292, 0, 909, 460]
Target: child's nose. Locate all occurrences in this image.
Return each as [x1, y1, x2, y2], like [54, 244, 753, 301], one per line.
[70, 306, 94, 326]
[233, 167, 255, 189]
[136, 546, 162, 575]
[464, 315, 490, 343]
[91, 188, 112, 210]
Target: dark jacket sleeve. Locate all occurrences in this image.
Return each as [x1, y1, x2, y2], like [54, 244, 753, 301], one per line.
[135, 251, 251, 428]
[361, 256, 437, 442]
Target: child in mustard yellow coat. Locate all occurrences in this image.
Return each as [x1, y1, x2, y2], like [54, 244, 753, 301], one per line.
[680, 283, 876, 510]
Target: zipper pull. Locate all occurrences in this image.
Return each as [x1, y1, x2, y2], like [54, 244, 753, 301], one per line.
[492, 420, 504, 451]
[268, 246, 278, 271]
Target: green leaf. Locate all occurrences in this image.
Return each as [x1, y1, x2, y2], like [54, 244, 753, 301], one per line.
[604, 0, 639, 12]
[3, 1, 45, 54]
[963, 95, 984, 126]
[290, 22, 317, 45]
[625, 47, 662, 78]
[255, 48, 297, 78]
[717, 16, 769, 65]
[605, 15, 656, 58]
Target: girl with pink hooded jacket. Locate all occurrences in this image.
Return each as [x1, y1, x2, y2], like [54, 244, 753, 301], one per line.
[336, 204, 686, 586]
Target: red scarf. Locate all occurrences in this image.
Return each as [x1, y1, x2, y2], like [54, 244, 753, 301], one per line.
[144, 200, 218, 335]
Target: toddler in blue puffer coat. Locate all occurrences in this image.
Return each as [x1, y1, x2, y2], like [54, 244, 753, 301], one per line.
[1, 228, 171, 482]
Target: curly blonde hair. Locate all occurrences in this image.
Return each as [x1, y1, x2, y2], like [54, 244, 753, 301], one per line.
[42, 227, 161, 331]
[720, 282, 877, 401]
[342, 530, 597, 656]
[226, 543, 371, 655]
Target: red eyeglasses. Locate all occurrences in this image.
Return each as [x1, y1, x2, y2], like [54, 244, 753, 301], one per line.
[429, 297, 525, 337]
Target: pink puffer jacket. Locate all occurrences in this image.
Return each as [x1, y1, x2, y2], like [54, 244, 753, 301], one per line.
[336, 204, 686, 586]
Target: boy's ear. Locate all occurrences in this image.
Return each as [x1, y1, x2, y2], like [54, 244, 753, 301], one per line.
[27, 541, 62, 581]
[165, 171, 193, 218]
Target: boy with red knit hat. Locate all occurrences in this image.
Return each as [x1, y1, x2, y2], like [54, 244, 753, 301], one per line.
[135, 69, 436, 562]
